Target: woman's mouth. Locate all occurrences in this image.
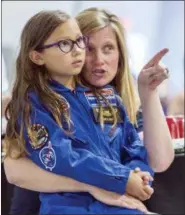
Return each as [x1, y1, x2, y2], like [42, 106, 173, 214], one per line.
[92, 69, 106, 77]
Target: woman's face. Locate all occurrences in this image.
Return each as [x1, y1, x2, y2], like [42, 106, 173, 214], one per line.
[83, 26, 119, 87]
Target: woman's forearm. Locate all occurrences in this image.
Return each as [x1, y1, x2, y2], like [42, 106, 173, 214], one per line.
[139, 89, 174, 172]
[4, 156, 91, 193]
[3, 157, 149, 211]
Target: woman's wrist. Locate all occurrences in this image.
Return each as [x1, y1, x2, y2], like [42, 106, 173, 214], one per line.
[138, 86, 158, 104]
[84, 183, 96, 193]
[72, 181, 94, 193]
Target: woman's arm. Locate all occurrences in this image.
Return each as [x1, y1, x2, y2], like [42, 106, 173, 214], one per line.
[138, 49, 174, 172]
[4, 156, 148, 212]
[139, 89, 174, 172]
[4, 154, 153, 202]
[4, 156, 88, 193]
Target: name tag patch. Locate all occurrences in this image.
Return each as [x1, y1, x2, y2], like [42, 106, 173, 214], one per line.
[93, 106, 123, 123]
[84, 88, 117, 107]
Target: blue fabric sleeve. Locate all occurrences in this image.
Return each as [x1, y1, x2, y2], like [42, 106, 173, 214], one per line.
[23, 97, 132, 195]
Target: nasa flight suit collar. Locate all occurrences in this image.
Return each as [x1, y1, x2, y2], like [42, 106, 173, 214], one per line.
[49, 79, 115, 94]
[48, 79, 89, 93]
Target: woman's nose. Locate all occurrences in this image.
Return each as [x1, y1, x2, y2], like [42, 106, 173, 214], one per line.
[93, 51, 104, 67]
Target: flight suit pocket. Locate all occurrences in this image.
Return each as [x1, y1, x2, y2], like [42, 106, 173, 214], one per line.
[122, 126, 144, 160]
[101, 125, 123, 158]
[103, 124, 122, 144]
[69, 133, 90, 150]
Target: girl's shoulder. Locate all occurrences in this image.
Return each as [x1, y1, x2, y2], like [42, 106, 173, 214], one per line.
[27, 89, 44, 109]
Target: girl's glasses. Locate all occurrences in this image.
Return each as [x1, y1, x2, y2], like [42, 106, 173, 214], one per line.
[37, 35, 89, 53]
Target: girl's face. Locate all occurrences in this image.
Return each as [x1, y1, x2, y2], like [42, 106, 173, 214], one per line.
[83, 26, 119, 87]
[37, 18, 86, 86]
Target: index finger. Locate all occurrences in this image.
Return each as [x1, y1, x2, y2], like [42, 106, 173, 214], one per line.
[143, 48, 169, 70]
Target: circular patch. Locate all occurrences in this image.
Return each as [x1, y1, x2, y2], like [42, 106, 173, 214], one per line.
[29, 124, 49, 149]
[39, 145, 56, 171]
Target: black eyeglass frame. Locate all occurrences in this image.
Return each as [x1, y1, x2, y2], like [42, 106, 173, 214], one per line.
[37, 35, 89, 53]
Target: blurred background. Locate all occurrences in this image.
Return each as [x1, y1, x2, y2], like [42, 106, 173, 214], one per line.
[1, 1, 184, 123]
[2, 1, 184, 99]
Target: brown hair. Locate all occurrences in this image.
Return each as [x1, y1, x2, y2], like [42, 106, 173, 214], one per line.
[76, 7, 140, 126]
[5, 10, 72, 159]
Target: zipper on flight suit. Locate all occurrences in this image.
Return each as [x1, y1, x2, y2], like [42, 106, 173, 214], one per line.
[70, 89, 104, 156]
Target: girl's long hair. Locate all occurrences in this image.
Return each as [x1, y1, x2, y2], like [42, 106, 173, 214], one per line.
[5, 10, 72, 159]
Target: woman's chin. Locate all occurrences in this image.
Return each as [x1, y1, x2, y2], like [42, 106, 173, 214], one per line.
[88, 79, 110, 88]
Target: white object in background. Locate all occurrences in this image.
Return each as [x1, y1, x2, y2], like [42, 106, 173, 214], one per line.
[127, 32, 148, 79]
[172, 138, 184, 149]
[2, 117, 7, 134]
[2, 54, 10, 134]
[2, 54, 9, 93]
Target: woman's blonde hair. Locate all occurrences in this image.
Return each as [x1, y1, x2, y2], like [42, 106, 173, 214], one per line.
[76, 7, 140, 125]
[5, 10, 73, 159]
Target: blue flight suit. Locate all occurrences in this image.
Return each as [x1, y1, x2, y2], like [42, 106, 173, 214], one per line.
[9, 110, 145, 215]
[21, 80, 153, 214]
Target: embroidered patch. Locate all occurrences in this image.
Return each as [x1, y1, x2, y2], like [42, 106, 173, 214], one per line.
[92, 106, 123, 123]
[84, 88, 117, 107]
[39, 142, 56, 171]
[28, 124, 49, 149]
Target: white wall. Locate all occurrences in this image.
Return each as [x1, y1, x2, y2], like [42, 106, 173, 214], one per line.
[74, 1, 163, 57]
[156, 1, 184, 97]
[2, 1, 77, 48]
[2, 1, 77, 84]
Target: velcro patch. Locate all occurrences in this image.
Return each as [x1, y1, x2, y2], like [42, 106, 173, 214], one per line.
[39, 143, 56, 171]
[92, 106, 123, 123]
[28, 124, 49, 149]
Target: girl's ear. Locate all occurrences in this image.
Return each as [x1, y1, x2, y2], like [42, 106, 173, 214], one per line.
[29, 50, 45, 65]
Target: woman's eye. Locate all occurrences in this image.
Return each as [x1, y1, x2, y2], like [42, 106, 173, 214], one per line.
[104, 45, 114, 52]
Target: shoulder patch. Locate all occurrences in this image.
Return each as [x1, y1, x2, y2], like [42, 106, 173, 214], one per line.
[28, 124, 49, 149]
[39, 142, 56, 171]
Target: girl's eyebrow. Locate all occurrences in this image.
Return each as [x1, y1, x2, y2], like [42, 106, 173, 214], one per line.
[53, 33, 82, 42]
